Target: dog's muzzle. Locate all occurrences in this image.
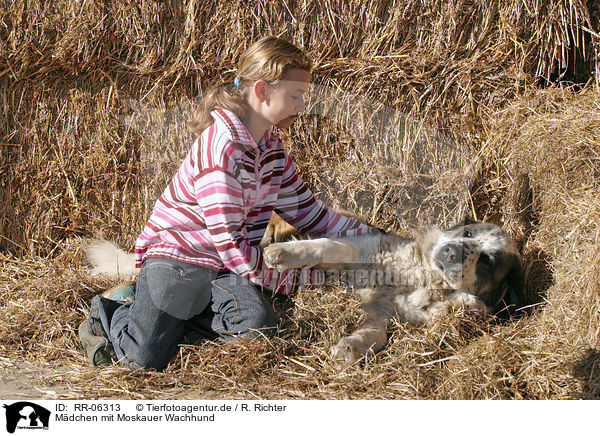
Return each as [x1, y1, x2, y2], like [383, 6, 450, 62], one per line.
[433, 241, 477, 282]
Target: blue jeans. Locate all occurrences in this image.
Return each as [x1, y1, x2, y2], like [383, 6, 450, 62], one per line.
[89, 257, 277, 370]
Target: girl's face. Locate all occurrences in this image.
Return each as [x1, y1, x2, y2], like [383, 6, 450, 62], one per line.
[264, 68, 311, 129]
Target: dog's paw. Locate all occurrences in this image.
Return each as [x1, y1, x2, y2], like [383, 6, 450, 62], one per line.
[263, 244, 295, 270]
[263, 241, 318, 271]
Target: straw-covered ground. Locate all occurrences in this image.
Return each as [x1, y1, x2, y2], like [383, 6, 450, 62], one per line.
[1, 0, 599, 399]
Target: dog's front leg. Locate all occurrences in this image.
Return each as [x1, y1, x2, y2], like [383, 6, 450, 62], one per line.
[394, 289, 490, 326]
[263, 238, 361, 271]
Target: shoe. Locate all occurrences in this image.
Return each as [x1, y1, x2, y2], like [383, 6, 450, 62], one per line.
[78, 319, 116, 366]
[101, 280, 136, 302]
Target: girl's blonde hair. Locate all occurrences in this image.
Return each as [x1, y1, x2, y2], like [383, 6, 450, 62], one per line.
[191, 36, 312, 135]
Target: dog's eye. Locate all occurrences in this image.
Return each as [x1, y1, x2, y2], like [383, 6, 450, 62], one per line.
[464, 229, 472, 238]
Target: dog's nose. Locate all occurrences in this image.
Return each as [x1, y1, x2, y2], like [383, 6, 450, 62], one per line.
[435, 242, 475, 266]
[439, 242, 463, 264]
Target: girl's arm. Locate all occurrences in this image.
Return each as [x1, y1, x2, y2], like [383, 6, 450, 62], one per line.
[275, 155, 377, 238]
[194, 163, 300, 293]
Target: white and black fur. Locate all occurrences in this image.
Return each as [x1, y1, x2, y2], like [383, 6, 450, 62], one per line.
[263, 218, 524, 364]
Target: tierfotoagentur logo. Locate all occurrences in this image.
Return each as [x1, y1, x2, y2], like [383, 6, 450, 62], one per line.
[123, 81, 473, 229]
[3, 402, 50, 433]
[121, 80, 475, 296]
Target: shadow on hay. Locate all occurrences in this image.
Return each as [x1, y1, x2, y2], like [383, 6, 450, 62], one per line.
[521, 249, 554, 312]
[469, 170, 554, 317]
[572, 348, 600, 399]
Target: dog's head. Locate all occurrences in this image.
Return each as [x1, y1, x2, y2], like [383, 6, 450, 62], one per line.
[419, 218, 524, 318]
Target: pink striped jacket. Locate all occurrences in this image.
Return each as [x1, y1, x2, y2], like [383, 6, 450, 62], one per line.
[135, 109, 374, 294]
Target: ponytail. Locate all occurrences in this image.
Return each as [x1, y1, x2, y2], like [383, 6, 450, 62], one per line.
[190, 82, 249, 135]
[191, 36, 312, 136]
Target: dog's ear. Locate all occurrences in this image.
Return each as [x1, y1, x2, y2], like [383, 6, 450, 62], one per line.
[412, 225, 442, 256]
[445, 217, 480, 231]
[491, 256, 525, 320]
[463, 216, 479, 226]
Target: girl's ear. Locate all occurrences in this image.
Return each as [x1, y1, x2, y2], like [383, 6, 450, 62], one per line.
[253, 80, 269, 103]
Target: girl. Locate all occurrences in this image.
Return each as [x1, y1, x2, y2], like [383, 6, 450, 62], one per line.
[79, 36, 381, 370]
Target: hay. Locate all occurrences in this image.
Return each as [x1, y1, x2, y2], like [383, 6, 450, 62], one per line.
[1, 0, 599, 399]
[2, 0, 598, 253]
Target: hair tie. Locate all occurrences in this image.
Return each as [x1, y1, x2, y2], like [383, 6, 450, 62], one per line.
[234, 77, 241, 88]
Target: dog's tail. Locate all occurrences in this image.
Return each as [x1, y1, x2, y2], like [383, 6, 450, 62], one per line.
[85, 240, 139, 278]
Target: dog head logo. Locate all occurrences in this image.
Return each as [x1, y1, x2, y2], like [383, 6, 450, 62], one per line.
[3, 402, 50, 434]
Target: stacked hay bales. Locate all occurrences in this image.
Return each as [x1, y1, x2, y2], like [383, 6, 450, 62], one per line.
[1, 0, 597, 253]
[0, 0, 599, 399]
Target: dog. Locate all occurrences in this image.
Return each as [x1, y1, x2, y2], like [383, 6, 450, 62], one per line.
[263, 218, 524, 364]
[259, 212, 301, 249]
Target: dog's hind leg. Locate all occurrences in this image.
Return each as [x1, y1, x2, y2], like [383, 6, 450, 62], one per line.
[331, 288, 395, 365]
[331, 320, 388, 365]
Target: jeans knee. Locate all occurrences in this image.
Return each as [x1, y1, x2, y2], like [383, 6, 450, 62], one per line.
[211, 276, 278, 339]
[118, 332, 178, 370]
[259, 308, 278, 331]
[240, 306, 277, 338]
[124, 347, 174, 371]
